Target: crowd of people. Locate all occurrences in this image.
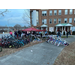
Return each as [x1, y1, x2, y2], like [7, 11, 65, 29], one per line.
[56, 30, 72, 38]
[9, 30, 72, 41]
[13, 30, 48, 39]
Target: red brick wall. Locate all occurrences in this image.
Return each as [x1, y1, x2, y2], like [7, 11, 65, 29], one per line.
[30, 9, 75, 29]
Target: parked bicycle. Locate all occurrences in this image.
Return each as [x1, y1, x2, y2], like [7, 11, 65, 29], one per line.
[46, 36, 69, 46]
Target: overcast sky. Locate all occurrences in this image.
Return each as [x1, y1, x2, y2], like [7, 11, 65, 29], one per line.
[0, 9, 30, 27]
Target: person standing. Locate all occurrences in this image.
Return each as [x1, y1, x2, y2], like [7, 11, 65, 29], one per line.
[40, 32, 42, 38]
[57, 30, 60, 37]
[60, 31, 61, 37]
[14, 31, 17, 38]
[66, 31, 68, 38]
[9, 31, 12, 36]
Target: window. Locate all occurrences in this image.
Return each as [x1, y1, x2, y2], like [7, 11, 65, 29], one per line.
[69, 18, 72, 23]
[58, 18, 61, 23]
[64, 18, 67, 23]
[58, 10, 61, 15]
[37, 22, 39, 24]
[74, 18, 75, 23]
[49, 10, 52, 16]
[65, 9, 68, 15]
[74, 9, 75, 14]
[69, 9, 73, 15]
[42, 11, 47, 16]
[42, 19, 47, 24]
[42, 19, 44, 24]
[49, 19, 52, 24]
[54, 19, 57, 24]
[54, 10, 57, 15]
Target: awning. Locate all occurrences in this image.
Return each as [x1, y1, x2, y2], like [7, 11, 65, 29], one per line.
[41, 24, 48, 27]
[56, 23, 73, 27]
[22, 27, 42, 32]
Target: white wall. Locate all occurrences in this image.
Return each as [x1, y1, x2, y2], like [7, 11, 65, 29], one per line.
[70, 26, 75, 31]
[33, 10, 36, 26]
[31, 10, 39, 26]
[36, 11, 39, 24]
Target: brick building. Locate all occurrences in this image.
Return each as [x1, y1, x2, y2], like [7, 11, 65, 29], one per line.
[30, 9, 75, 34]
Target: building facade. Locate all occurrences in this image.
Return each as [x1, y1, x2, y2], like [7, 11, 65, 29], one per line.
[30, 9, 75, 34]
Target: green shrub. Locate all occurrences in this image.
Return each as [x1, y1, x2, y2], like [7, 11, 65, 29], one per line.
[48, 31, 56, 35]
[48, 31, 52, 35]
[63, 32, 65, 35]
[52, 32, 56, 35]
[72, 31, 75, 35]
[0, 30, 7, 33]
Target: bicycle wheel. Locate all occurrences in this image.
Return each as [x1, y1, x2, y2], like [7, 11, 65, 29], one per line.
[0, 47, 2, 52]
[15, 44, 19, 49]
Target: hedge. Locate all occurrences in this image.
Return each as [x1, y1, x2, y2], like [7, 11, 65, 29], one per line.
[63, 31, 65, 35]
[72, 31, 75, 35]
[0, 30, 7, 33]
[48, 31, 56, 35]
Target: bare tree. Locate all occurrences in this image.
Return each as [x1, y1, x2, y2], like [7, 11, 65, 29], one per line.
[0, 9, 8, 16]
[22, 9, 31, 27]
[14, 24, 21, 30]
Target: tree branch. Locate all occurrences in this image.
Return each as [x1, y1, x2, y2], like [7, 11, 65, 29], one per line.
[0, 9, 8, 16]
[22, 9, 31, 26]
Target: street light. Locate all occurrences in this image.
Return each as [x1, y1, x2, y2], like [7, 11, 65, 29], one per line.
[8, 18, 12, 33]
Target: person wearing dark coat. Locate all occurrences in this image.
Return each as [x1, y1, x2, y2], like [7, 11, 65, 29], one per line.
[66, 31, 68, 38]
[57, 30, 60, 37]
[18, 31, 21, 37]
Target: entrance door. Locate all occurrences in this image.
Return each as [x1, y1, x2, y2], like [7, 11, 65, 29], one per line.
[66, 27, 67, 32]
[58, 27, 60, 31]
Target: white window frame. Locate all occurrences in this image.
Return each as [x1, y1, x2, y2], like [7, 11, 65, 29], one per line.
[74, 18, 75, 23]
[64, 18, 67, 23]
[74, 9, 75, 14]
[54, 19, 57, 24]
[58, 18, 61, 23]
[69, 9, 73, 15]
[49, 19, 52, 24]
[69, 18, 72, 23]
[65, 9, 68, 15]
[49, 10, 52, 16]
[42, 11, 47, 16]
[42, 19, 44, 24]
[58, 10, 61, 15]
[54, 10, 57, 15]
[42, 19, 47, 24]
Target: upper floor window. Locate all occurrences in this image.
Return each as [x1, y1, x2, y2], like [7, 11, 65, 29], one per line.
[65, 9, 68, 15]
[74, 9, 75, 14]
[74, 18, 75, 23]
[49, 10, 52, 16]
[64, 18, 67, 23]
[69, 18, 72, 23]
[58, 18, 61, 23]
[69, 9, 73, 15]
[54, 10, 57, 15]
[58, 10, 61, 15]
[42, 19, 47, 24]
[49, 19, 52, 24]
[54, 19, 57, 24]
[42, 11, 47, 16]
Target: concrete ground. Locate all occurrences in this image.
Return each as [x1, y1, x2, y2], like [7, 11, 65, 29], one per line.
[0, 42, 65, 65]
[0, 35, 75, 65]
